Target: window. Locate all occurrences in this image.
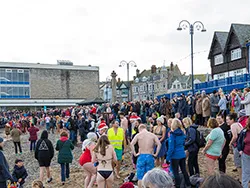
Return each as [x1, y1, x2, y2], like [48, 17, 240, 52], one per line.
[177, 84, 180, 89]
[140, 86, 144, 91]
[173, 85, 176, 89]
[231, 48, 242, 61]
[214, 54, 223, 65]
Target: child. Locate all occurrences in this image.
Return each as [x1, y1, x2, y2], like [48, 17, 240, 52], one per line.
[12, 159, 28, 188]
[32, 180, 44, 188]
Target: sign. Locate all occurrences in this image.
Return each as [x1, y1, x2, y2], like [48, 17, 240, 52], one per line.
[44, 106, 47, 112]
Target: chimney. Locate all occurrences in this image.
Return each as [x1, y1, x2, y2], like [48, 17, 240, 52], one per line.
[151, 65, 156, 74]
[118, 78, 121, 83]
[136, 69, 140, 77]
[170, 62, 174, 71]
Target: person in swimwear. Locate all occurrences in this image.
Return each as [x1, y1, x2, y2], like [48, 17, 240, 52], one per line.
[92, 135, 117, 188]
[131, 124, 161, 188]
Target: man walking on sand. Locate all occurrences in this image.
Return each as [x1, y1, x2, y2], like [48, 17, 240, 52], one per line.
[131, 124, 161, 188]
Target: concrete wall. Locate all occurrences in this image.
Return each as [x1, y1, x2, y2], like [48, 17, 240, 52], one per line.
[30, 68, 99, 99]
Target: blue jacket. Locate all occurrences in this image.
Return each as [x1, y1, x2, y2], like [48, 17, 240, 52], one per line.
[185, 124, 199, 152]
[0, 150, 12, 183]
[167, 128, 186, 161]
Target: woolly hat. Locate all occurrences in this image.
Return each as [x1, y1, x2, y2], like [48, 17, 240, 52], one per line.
[98, 123, 108, 131]
[156, 116, 164, 124]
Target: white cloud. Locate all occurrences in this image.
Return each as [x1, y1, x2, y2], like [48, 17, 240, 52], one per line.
[0, 0, 249, 81]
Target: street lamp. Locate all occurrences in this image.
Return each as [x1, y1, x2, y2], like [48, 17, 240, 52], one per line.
[119, 60, 137, 82]
[177, 20, 206, 94]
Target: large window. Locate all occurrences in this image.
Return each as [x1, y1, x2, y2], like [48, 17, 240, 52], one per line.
[214, 54, 223, 65]
[0, 68, 30, 98]
[231, 48, 242, 61]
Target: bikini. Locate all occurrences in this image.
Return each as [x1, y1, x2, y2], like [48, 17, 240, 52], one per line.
[97, 158, 113, 179]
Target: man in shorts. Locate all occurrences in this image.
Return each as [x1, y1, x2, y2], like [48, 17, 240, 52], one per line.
[131, 124, 161, 188]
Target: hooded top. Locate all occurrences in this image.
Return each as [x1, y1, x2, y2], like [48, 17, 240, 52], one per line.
[167, 128, 186, 161]
[35, 130, 54, 162]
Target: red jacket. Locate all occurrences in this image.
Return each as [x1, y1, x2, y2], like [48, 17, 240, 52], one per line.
[28, 126, 39, 141]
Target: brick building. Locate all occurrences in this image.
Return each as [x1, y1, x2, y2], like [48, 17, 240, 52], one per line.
[0, 61, 99, 108]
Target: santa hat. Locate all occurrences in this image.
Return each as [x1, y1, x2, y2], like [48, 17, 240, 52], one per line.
[129, 115, 141, 122]
[98, 123, 108, 131]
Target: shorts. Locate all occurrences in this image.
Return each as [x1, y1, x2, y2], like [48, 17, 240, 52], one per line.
[115, 148, 123, 161]
[136, 154, 154, 180]
[233, 147, 242, 168]
[205, 154, 220, 161]
[38, 159, 51, 167]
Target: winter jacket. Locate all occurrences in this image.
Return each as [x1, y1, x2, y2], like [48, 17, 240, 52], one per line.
[28, 126, 39, 141]
[0, 149, 13, 183]
[167, 128, 186, 161]
[237, 128, 248, 152]
[210, 94, 219, 113]
[241, 92, 250, 116]
[202, 97, 211, 117]
[218, 97, 227, 111]
[10, 128, 22, 142]
[12, 165, 28, 185]
[56, 137, 74, 164]
[185, 124, 199, 153]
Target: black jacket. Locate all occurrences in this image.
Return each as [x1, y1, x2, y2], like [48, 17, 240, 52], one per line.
[35, 138, 54, 162]
[12, 165, 28, 185]
[0, 150, 13, 182]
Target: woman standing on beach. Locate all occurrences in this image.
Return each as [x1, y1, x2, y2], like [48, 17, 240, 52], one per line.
[92, 135, 117, 188]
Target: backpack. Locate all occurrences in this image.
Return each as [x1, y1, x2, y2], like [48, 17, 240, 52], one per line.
[195, 129, 206, 148]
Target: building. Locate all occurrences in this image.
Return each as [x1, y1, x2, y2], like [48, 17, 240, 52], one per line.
[99, 78, 131, 103]
[116, 79, 131, 102]
[132, 62, 210, 100]
[209, 23, 250, 79]
[0, 61, 99, 108]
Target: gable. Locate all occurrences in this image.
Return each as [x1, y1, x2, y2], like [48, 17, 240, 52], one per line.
[225, 32, 240, 52]
[120, 83, 127, 89]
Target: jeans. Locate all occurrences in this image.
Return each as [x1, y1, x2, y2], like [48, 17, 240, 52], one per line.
[188, 151, 199, 176]
[30, 140, 36, 151]
[218, 146, 229, 173]
[60, 163, 70, 182]
[242, 152, 250, 188]
[69, 130, 77, 144]
[14, 142, 22, 154]
[171, 158, 191, 188]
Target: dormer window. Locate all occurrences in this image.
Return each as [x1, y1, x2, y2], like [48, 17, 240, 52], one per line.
[214, 54, 223, 65]
[231, 48, 241, 61]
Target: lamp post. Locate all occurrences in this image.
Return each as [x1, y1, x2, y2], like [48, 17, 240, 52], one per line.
[177, 20, 206, 94]
[119, 60, 137, 100]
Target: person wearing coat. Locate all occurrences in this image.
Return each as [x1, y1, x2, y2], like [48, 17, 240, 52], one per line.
[35, 130, 54, 183]
[0, 137, 13, 188]
[167, 118, 191, 188]
[10, 125, 22, 155]
[56, 131, 74, 185]
[28, 123, 39, 151]
[183, 117, 200, 176]
[202, 92, 211, 126]
[241, 88, 250, 116]
[210, 91, 220, 118]
[195, 95, 203, 126]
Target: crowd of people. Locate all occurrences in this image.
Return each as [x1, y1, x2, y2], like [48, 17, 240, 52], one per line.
[0, 87, 250, 187]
